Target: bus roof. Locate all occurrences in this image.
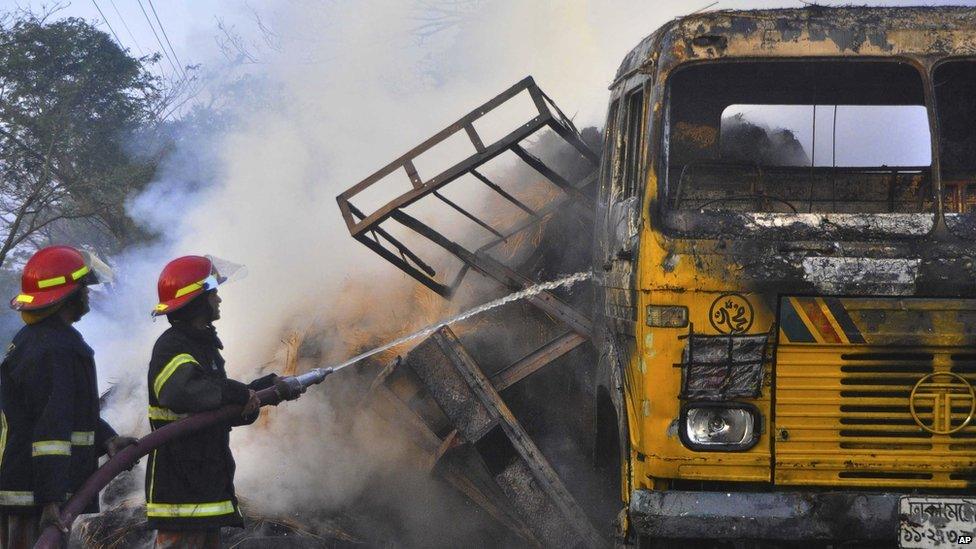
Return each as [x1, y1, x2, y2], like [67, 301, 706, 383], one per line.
[614, 6, 976, 87]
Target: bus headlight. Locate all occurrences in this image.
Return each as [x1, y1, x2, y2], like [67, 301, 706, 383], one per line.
[680, 403, 760, 451]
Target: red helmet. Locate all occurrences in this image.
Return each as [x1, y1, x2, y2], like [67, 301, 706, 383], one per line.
[11, 246, 105, 311]
[153, 255, 243, 316]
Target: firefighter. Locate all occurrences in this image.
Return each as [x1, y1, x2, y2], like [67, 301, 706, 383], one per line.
[145, 255, 286, 549]
[0, 245, 137, 548]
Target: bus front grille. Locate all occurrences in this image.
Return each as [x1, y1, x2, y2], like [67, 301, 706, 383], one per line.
[774, 297, 976, 489]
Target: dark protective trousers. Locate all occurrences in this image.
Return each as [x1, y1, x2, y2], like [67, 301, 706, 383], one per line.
[0, 512, 39, 549]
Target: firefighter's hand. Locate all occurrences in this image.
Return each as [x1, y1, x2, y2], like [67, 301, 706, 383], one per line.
[247, 373, 279, 391]
[105, 436, 139, 471]
[40, 502, 69, 534]
[242, 389, 261, 417]
[274, 377, 306, 402]
[105, 436, 138, 458]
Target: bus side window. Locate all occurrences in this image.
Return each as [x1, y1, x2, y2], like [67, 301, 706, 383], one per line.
[621, 89, 646, 199]
[601, 100, 620, 200]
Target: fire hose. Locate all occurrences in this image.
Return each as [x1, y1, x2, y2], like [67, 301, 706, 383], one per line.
[33, 367, 334, 549]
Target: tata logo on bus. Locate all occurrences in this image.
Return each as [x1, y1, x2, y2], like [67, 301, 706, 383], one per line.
[909, 373, 976, 435]
[709, 293, 753, 335]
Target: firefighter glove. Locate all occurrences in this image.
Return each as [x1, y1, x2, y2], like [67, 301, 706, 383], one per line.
[242, 390, 261, 416]
[274, 377, 306, 402]
[247, 373, 279, 391]
[106, 436, 139, 470]
[40, 503, 68, 534]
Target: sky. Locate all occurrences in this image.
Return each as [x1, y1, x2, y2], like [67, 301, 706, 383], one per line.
[6, 0, 223, 79]
[724, 104, 932, 166]
[4, 0, 974, 123]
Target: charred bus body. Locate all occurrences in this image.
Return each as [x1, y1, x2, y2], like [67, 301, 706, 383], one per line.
[594, 6, 976, 544]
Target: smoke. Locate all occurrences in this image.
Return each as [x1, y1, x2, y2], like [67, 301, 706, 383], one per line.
[720, 114, 811, 166]
[68, 0, 694, 544]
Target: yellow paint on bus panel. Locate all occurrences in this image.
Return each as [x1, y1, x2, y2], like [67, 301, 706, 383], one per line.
[628, 185, 976, 492]
[631, 289, 774, 486]
[775, 339, 976, 489]
[619, 170, 775, 491]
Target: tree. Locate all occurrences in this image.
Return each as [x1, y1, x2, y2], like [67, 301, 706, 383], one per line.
[0, 9, 162, 267]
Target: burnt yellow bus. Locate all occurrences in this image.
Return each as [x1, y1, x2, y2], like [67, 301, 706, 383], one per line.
[593, 6, 976, 546]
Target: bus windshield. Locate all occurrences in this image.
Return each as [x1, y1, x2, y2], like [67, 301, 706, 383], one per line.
[664, 61, 934, 214]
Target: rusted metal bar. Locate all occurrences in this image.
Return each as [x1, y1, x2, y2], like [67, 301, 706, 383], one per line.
[337, 76, 560, 236]
[355, 234, 451, 297]
[339, 77, 536, 200]
[349, 203, 437, 277]
[339, 115, 548, 237]
[539, 91, 600, 165]
[447, 263, 471, 294]
[510, 144, 593, 213]
[390, 210, 592, 336]
[490, 332, 587, 391]
[432, 190, 505, 240]
[337, 196, 357, 237]
[427, 429, 460, 472]
[347, 204, 450, 296]
[527, 84, 552, 119]
[476, 172, 596, 255]
[470, 169, 537, 216]
[464, 123, 486, 153]
[546, 119, 601, 167]
[404, 160, 423, 188]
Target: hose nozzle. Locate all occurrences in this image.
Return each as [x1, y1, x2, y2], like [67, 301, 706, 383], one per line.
[273, 367, 334, 402]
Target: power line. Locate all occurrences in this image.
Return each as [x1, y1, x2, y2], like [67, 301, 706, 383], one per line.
[107, 0, 145, 57]
[109, 0, 167, 81]
[689, 1, 719, 15]
[146, 0, 185, 77]
[136, 0, 182, 79]
[90, 0, 124, 48]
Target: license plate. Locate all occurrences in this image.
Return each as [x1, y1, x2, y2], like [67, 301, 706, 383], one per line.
[899, 496, 976, 548]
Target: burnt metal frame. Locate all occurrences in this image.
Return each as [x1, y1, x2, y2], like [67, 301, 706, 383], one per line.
[343, 80, 607, 543]
[338, 76, 599, 394]
[431, 327, 607, 548]
[361, 361, 536, 541]
[361, 327, 607, 547]
[336, 76, 599, 299]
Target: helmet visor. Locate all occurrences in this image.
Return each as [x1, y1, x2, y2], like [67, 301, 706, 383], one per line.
[79, 250, 114, 286]
[206, 255, 247, 286]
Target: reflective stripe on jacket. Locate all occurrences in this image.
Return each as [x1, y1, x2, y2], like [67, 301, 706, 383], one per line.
[0, 317, 116, 512]
[144, 323, 255, 530]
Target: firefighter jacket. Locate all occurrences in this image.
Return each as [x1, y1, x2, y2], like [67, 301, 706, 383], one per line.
[0, 316, 117, 513]
[145, 323, 274, 530]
